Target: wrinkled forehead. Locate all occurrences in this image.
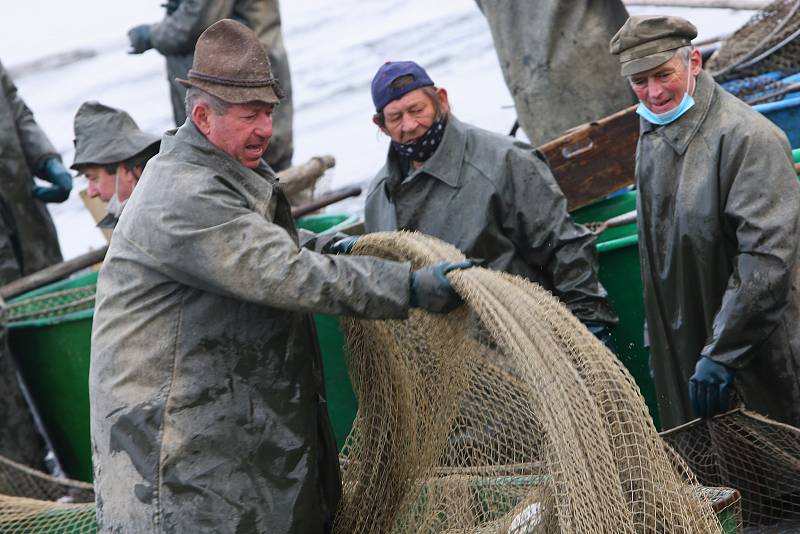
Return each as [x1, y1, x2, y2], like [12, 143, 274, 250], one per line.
[382, 88, 435, 115]
[77, 164, 114, 178]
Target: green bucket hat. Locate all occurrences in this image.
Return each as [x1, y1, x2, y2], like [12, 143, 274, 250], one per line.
[609, 15, 698, 76]
[71, 101, 160, 170]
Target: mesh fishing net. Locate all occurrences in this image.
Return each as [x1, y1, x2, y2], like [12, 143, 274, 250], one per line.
[662, 410, 800, 532]
[0, 453, 96, 533]
[6, 285, 96, 324]
[334, 231, 739, 533]
[708, 0, 800, 81]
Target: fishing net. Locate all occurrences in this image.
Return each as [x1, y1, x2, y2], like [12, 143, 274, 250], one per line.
[0, 453, 96, 533]
[707, 0, 800, 82]
[6, 285, 96, 324]
[334, 231, 739, 533]
[662, 409, 800, 532]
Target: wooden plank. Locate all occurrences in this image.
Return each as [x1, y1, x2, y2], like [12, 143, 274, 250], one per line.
[79, 189, 113, 242]
[539, 105, 639, 212]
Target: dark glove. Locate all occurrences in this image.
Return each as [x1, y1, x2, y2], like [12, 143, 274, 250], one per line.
[584, 321, 612, 346]
[127, 24, 153, 54]
[34, 158, 73, 203]
[162, 0, 181, 15]
[688, 357, 736, 419]
[409, 260, 474, 313]
[323, 236, 359, 255]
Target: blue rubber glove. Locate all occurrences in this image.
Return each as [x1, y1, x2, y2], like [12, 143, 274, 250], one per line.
[410, 260, 474, 313]
[324, 236, 359, 255]
[688, 357, 736, 419]
[34, 158, 73, 203]
[127, 25, 153, 54]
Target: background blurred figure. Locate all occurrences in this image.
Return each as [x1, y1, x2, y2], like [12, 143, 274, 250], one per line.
[0, 58, 70, 285]
[475, 0, 636, 145]
[127, 0, 294, 171]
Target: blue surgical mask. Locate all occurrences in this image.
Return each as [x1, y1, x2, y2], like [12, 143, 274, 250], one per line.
[636, 68, 695, 125]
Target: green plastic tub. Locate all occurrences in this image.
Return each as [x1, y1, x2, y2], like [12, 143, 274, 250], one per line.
[6, 213, 360, 482]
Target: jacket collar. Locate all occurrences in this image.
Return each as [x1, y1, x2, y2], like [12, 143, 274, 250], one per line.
[640, 69, 715, 156]
[374, 113, 467, 196]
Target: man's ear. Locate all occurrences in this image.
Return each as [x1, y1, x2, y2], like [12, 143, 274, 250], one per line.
[435, 87, 450, 115]
[372, 114, 389, 136]
[192, 104, 212, 136]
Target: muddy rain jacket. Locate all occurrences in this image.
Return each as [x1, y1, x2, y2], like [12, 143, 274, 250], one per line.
[636, 70, 800, 430]
[0, 59, 63, 280]
[89, 120, 411, 533]
[365, 115, 617, 327]
[475, 0, 635, 145]
[149, 0, 293, 170]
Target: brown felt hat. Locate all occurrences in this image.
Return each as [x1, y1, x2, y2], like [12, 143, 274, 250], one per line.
[609, 15, 697, 76]
[177, 19, 281, 105]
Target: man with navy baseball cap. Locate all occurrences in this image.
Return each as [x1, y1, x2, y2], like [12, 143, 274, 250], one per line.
[332, 60, 618, 338]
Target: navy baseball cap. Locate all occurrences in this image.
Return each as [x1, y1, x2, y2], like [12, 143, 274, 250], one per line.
[371, 61, 434, 112]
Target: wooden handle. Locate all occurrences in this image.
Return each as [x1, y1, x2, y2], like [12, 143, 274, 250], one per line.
[0, 246, 108, 300]
[290, 186, 362, 218]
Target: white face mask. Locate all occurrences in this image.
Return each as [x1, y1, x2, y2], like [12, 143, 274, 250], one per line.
[97, 172, 127, 229]
[106, 172, 126, 218]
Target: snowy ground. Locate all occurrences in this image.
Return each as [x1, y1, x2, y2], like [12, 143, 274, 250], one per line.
[2, 1, 755, 260]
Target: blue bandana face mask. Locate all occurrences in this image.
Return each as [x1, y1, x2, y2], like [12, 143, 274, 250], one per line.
[391, 118, 447, 162]
[635, 67, 695, 125]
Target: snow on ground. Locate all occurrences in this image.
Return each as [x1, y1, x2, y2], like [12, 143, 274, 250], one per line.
[2, 2, 755, 260]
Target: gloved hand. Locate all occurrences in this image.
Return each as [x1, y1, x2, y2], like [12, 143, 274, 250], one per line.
[409, 260, 474, 313]
[162, 0, 181, 15]
[323, 236, 359, 255]
[127, 25, 153, 54]
[688, 357, 736, 419]
[584, 321, 612, 346]
[34, 157, 73, 203]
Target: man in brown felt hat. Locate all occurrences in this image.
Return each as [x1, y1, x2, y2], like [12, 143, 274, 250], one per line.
[610, 15, 800, 431]
[126, 0, 294, 172]
[90, 19, 473, 533]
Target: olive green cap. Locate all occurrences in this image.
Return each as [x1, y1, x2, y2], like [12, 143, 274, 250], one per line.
[71, 101, 160, 170]
[609, 15, 697, 76]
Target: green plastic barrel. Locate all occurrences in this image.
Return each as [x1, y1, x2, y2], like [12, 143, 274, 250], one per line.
[572, 191, 661, 429]
[5, 213, 360, 482]
[8, 273, 96, 482]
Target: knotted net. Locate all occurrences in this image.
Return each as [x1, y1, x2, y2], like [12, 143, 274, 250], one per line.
[663, 409, 800, 531]
[708, 0, 800, 81]
[334, 231, 738, 533]
[0, 453, 95, 533]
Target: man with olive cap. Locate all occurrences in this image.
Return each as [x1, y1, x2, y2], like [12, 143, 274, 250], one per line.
[334, 60, 618, 340]
[90, 19, 471, 533]
[610, 15, 800, 430]
[70, 101, 160, 228]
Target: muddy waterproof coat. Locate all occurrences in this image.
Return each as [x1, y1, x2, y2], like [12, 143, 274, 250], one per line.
[365, 115, 617, 327]
[0, 301, 46, 469]
[636, 70, 800, 430]
[0, 59, 63, 280]
[89, 120, 411, 533]
[475, 0, 635, 145]
[149, 0, 293, 170]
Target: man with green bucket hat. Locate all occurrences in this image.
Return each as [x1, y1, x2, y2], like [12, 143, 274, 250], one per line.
[610, 15, 800, 430]
[91, 19, 473, 533]
[70, 102, 161, 229]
